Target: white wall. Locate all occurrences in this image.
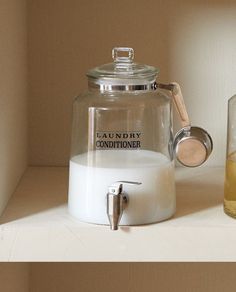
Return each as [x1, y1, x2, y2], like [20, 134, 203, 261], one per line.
[28, 0, 236, 166]
[0, 0, 28, 215]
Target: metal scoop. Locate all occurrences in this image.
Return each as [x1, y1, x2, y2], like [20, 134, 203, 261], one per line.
[157, 82, 213, 167]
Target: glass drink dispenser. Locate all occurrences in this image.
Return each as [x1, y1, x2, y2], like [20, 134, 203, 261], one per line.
[68, 47, 212, 229]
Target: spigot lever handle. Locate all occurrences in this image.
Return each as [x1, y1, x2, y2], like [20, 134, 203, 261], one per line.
[108, 181, 142, 195]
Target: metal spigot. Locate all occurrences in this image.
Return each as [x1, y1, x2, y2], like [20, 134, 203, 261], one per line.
[107, 181, 141, 231]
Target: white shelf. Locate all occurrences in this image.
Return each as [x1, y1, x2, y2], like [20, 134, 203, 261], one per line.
[0, 166, 235, 262]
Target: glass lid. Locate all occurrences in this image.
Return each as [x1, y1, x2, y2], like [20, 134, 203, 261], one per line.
[87, 47, 159, 90]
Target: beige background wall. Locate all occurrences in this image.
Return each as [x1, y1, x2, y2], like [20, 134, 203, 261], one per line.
[0, 0, 28, 214]
[29, 263, 236, 292]
[0, 263, 29, 292]
[28, 0, 236, 167]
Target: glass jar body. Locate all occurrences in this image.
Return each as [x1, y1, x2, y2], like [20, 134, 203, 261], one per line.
[224, 95, 236, 218]
[68, 88, 176, 225]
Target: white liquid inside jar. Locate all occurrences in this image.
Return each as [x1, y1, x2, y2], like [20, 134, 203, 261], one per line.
[68, 150, 176, 225]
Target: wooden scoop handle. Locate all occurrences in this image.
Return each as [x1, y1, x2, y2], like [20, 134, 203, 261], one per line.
[157, 82, 190, 128]
[170, 82, 190, 128]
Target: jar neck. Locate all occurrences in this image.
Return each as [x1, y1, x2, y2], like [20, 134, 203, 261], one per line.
[88, 78, 157, 93]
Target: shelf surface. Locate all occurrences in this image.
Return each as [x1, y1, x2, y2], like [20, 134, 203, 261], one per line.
[0, 166, 235, 262]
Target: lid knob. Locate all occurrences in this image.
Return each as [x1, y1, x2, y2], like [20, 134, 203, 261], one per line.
[112, 47, 134, 63]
